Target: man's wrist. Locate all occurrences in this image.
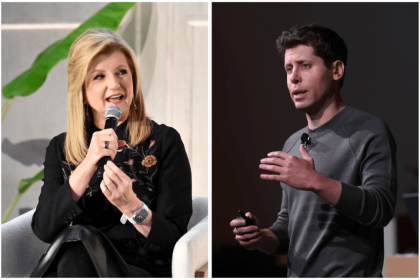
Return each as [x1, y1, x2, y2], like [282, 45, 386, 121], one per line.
[311, 173, 342, 205]
[259, 229, 279, 255]
[310, 171, 327, 192]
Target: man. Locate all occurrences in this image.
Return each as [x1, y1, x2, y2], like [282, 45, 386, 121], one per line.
[230, 24, 397, 277]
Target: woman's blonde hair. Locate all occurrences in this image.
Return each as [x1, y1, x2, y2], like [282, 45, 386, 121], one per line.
[65, 28, 151, 165]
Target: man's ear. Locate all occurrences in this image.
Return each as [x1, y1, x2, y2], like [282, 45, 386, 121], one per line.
[332, 60, 345, 81]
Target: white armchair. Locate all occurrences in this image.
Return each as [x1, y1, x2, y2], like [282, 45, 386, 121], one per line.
[1, 196, 208, 278]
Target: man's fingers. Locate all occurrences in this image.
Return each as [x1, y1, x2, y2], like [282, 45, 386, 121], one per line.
[300, 144, 312, 161]
[235, 230, 262, 241]
[260, 174, 283, 181]
[260, 157, 284, 166]
[259, 163, 282, 174]
[267, 151, 290, 159]
[245, 212, 259, 225]
[235, 225, 260, 235]
[230, 219, 246, 227]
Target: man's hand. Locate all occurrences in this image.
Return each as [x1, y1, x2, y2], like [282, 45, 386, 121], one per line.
[230, 212, 278, 254]
[259, 144, 318, 191]
[260, 144, 342, 204]
[231, 212, 262, 250]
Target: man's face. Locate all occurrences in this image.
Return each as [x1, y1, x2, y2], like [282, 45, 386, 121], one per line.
[284, 45, 335, 114]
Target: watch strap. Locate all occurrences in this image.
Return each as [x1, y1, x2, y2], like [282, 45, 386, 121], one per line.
[120, 202, 149, 225]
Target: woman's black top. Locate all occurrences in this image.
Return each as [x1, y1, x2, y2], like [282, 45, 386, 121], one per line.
[31, 119, 192, 277]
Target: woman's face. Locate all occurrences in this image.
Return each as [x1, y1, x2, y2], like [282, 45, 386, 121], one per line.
[85, 50, 134, 128]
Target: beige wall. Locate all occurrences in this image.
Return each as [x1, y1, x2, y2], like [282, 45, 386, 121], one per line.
[135, 3, 208, 197]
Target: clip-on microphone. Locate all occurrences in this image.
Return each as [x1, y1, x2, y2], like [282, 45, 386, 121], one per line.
[300, 133, 311, 149]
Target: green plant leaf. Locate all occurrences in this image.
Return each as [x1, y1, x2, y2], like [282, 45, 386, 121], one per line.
[2, 2, 135, 99]
[17, 169, 44, 194]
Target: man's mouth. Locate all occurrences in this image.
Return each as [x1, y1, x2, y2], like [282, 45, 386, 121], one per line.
[293, 90, 307, 95]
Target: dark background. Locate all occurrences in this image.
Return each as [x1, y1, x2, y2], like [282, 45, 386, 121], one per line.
[212, 3, 418, 277]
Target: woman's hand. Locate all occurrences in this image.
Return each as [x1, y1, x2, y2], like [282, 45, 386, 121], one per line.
[100, 160, 141, 214]
[84, 129, 126, 168]
[100, 161, 153, 236]
[68, 129, 125, 202]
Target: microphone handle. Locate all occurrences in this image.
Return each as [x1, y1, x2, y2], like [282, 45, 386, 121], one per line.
[97, 156, 111, 179]
[97, 117, 119, 179]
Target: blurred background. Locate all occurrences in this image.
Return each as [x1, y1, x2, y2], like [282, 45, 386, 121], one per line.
[212, 2, 418, 277]
[1, 2, 208, 222]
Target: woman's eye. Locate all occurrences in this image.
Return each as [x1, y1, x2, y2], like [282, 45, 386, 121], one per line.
[94, 74, 105, 80]
[118, 69, 127, 75]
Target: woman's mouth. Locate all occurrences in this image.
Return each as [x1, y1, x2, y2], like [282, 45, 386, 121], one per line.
[106, 95, 124, 104]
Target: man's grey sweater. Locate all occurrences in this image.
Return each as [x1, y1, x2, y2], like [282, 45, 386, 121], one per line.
[268, 105, 397, 277]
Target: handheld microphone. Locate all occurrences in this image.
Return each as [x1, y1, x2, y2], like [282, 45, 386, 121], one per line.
[300, 133, 311, 149]
[97, 105, 122, 179]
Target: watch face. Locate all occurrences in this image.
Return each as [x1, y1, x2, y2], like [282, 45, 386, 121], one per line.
[133, 209, 148, 223]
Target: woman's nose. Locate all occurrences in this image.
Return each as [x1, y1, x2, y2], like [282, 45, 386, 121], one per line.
[107, 74, 121, 90]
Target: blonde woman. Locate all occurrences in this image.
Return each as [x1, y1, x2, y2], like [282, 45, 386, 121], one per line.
[30, 29, 192, 277]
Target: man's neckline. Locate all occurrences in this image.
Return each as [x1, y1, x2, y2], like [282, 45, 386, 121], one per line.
[306, 105, 353, 137]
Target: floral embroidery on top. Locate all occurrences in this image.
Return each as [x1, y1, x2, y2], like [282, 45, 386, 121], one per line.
[120, 139, 158, 192]
[61, 136, 159, 208]
[142, 155, 157, 168]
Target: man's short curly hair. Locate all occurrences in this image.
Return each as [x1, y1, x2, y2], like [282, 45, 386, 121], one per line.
[277, 23, 348, 88]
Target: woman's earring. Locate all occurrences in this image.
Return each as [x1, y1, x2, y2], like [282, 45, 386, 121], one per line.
[134, 104, 138, 110]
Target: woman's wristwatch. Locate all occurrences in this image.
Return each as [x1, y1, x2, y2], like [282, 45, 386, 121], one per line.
[120, 202, 149, 225]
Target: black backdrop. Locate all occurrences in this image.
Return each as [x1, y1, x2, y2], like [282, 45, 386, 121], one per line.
[212, 2, 418, 277]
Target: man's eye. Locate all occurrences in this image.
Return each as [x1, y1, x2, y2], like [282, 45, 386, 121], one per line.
[286, 67, 292, 72]
[303, 64, 310, 68]
[94, 74, 105, 80]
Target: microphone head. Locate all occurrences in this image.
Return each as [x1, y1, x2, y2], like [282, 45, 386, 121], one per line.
[300, 133, 311, 145]
[105, 105, 122, 120]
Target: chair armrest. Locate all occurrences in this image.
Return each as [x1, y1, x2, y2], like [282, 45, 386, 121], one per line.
[172, 216, 208, 278]
[1, 209, 49, 277]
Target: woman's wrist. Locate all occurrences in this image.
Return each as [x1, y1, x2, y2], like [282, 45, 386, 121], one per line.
[120, 196, 143, 217]
[68, 160, 97, 202]
[121, 198, 153, 229]
[82, 154, 100, 170]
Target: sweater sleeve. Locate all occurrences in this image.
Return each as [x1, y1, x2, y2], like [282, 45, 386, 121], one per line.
[31, 135, 84, 243]
[333, 120, 397, 228]
[268, 189, 290, 255]
[137, 127, 192, 257]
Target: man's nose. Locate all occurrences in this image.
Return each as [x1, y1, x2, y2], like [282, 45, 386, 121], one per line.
[289, 69, 301, 84]
[107, 74, 121, 90]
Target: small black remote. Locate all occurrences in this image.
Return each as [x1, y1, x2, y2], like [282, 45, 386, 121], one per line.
[235, 210, 255, 226]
